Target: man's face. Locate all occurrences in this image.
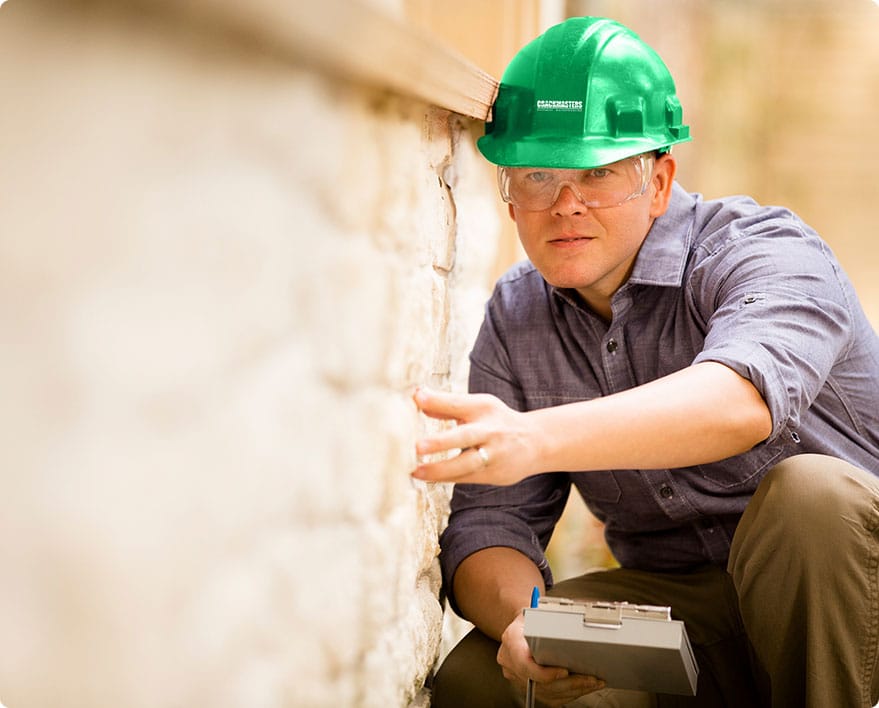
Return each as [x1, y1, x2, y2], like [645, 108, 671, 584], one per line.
[506, 154, 676, 318]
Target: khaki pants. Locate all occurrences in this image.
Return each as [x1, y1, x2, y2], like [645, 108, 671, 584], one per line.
[431, 455, 879, 708]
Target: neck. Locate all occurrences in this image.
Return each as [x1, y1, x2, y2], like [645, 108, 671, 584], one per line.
[574, 289, 613, 322]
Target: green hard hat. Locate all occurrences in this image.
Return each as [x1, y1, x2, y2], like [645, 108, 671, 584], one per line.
[478, 17, 691, 169]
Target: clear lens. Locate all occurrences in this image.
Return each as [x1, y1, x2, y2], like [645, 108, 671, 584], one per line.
[498, 154, 654, 211]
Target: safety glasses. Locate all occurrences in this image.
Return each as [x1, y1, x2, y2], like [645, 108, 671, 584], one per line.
[498, 153, 654, 211]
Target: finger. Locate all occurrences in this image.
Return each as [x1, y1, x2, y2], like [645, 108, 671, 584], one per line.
[500, 656, 567, 689]
[415, 425, 482, 456]
[526, 664, 568, 684]
[413, 387, 485, 422]
[534, 674, 606, 705]
[411, 446, 488, 483]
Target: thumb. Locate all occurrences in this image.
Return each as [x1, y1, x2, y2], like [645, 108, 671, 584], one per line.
[530, 664, 569, 683]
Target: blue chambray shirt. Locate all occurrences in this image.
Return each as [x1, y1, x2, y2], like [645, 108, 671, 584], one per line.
[440, 184, 879, 610]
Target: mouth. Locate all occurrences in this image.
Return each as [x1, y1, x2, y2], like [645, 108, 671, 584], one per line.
[549, 234, 594, 245]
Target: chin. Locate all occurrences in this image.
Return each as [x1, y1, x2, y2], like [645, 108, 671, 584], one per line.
[537, 267, 595, 292]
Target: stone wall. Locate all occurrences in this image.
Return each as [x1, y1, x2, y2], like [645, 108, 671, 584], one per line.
[0, 1, 498, 706]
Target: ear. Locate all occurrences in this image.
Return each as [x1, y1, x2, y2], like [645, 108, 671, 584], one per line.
[648, 153, 677, 218]
[507, 203, 517, 222]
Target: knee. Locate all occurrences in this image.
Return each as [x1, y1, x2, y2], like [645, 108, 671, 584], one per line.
[729, 454, 879, 602]
[739, 454, 879, 547]
[761, 453, 872, 512]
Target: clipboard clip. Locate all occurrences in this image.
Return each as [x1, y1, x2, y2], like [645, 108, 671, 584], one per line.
[582, 602, 624, 629]
[535, 597, 672, 629]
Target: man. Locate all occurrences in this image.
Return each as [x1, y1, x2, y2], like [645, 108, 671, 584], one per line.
[412, 16, 879, 708]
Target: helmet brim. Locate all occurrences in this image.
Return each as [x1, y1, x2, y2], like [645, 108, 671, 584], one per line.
[477, 133, 690, 169]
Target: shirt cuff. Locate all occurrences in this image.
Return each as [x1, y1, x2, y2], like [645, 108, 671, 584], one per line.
[439, 509, 554, 617]
[693, 342, 790, 442]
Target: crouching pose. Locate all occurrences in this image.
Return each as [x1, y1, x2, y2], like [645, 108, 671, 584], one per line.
[414, 16, 879, 708]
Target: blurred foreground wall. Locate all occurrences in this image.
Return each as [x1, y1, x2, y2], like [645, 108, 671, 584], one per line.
[0, 1, 509, 705]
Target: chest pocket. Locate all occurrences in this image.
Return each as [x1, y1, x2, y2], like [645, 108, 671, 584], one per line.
[573, 470, 623, 504]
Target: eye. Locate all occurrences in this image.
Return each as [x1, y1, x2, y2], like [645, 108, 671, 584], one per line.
[523, 170, 553, 184]
[586, 167, 612, 179]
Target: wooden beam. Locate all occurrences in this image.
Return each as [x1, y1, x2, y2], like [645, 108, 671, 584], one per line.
[184, 0, 499, 120]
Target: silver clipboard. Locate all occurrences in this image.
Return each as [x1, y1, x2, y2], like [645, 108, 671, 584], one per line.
[523, 597, 699, 696]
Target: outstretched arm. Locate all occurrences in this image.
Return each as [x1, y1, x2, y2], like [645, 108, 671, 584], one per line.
[413, 361, 771, 484]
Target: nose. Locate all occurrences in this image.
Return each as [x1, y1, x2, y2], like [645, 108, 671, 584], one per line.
[551, 183, 589, 216]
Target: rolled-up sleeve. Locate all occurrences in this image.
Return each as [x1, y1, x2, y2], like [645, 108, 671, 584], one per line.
[690, 215, 854, 441]
[439, 473, 570, 615]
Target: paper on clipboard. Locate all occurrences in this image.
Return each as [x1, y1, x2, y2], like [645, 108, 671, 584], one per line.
[523, 597, 699, 696]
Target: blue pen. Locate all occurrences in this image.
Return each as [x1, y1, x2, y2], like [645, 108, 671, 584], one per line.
[526, 586, 540, 708]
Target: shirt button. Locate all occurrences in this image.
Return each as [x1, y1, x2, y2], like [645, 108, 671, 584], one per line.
[606, 338, 618, 353]
[659, 485, 674, 499]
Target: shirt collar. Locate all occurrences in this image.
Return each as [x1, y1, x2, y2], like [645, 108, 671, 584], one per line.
[627, 182, 696, 288]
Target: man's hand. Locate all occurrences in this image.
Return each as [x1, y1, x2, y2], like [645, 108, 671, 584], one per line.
[497, 612, 605, 707]
[412, 387, 541, 485]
